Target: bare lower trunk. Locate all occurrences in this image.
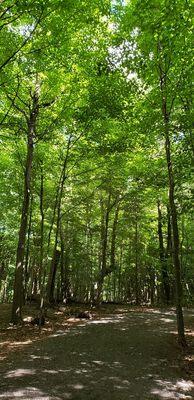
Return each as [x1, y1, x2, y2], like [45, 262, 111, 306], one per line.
[161, 75, 186, 346]
[60, 225, 71, 302]
[11, 88, 39, 324]
[24, 195, 33, 302]
[46, 246, 61, 304]
[11, 137, 34, 323]
[39, 166, 44, 290]
[110, 203, 120, 271]
[157, 53, 187, 345]
[165, 129, 186, 346]
[96, 193, 111, 303]
[157, 200, 170, 304]
[135, 214, 140, 305]
[46, 136, 71, 303]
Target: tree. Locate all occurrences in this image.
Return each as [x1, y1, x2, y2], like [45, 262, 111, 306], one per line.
[117, 0, 193, 346]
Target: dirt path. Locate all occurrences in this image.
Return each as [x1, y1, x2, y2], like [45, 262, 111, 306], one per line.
[0, 309, 194, 400]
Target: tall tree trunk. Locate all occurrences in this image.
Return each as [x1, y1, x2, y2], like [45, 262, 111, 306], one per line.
[110, 203, 120, 271]
[96, 193, 111, 303]
[46, 171, 63, 255]
[181, 99, 194, 158]
[46, 248, 61, 303]
[134, 211, 140, 305]
[46, 136, 71, 303]
[60, 224, 71, 302]
[157, 200, 170, 304]
[85, 204, 92, 303]
[165, 130, 186, 346]
[11, 89, 39, 323]
[111, 204, 120, 302]
[160, 70, 187, 347]
[118, 241, 123, 301]
[39, 165, 44, 290]
[24, 194, 33, 302]
[166, 205, 173, 258]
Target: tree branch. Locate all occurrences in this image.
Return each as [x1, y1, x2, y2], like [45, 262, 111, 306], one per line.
[0, 9, 44, 71]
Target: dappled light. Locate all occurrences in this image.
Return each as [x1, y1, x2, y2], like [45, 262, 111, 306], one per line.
[5, 369, 36, 378]
[29, 355, 51, 361]
[0, 387, 63, 400]
[0, 309, 193, 399]
[151, 379, 194, 399]
[89, 316, 125, 324]
[160, 318, 174, 323]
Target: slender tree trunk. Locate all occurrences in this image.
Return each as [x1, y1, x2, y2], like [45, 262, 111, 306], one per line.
[160, 71, 187, 346]
[0, 261, 6, 294]
[110, 203, 120, 271]
[111, 204, 119, 302]
[60, 224, 71, 302]
[118, 241, 123, 301]
[149, 268, 155, 306]
[182, 100, 194, 158]
[46, 136, 71, 303]
[157, 200, 170, 304]
[166, 206, 173, 258]
[165, 131, 186, 346]
[39, 165, 44, 289]
[11, 85, 40, 323]
[11, 141, 34, 322]
[24, 194, 33, 302]
[46, 247, 61, 303]
[135, 212, 140, 305]
[96, 193, 111, 303]
[46, 171, 63, 255]
[11, 95, 39, 322]
[85, 205, 92, 303]
[96, 197, 120, 303]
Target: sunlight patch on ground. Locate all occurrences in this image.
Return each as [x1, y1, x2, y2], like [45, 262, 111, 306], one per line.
[146, 309, 161, 314]
[0, 387, 63, 399]
[42, 369, 58, 375]
[1, 339, 32, 347]
[115, 308, 129, 313]
[162, 310, 176, 316]
[5, 369, 36, 378]
[69, 383, 84, 390]
[92, 360, 105, 365]
[30, 355, 51, 360]
[160, 318, 174, 323]
[103, 376, 131, 389]
[185, 330, 194, 337]
[74, 369, 88, 374]
[89, 318, 114, 324]
[151, 379, 194, 399]
[49, 330, 68, 337]
[89, 315, 125, 325]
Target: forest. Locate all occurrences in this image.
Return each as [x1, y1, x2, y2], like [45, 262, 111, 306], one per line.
[0, 0, 194, 364]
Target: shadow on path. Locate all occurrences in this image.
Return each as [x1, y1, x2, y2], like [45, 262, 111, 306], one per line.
[0, 310, 194, 399]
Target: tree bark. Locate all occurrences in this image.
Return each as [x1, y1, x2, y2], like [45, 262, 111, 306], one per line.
[11, 88, 39, 323]
[134, 211, 140, 305]
[46, 136, 71, 303]
[110, 203, 120, 271]
[157, 200, 170, 304]
[60, 224, 71, 302]
[165, 130, 186, 346]
[46, 248, 61, 303]
[39, 165, 44, 290]
[160, 70, 187, 347]
[24, 194, 33, 302]
[96, 193, 111, 303]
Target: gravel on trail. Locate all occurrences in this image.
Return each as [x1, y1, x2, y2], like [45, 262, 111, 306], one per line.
[0, 309, 194, 400]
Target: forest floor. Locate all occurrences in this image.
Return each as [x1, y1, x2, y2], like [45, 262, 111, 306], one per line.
[0, 304, 194, 400]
